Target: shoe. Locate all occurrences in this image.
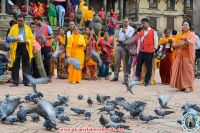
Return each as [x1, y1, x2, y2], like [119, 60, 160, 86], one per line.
[24, 83, 31, 87]
[110, 77, 118, 81]
[10, 83, 19, 87]
[144, 82, 149, 86]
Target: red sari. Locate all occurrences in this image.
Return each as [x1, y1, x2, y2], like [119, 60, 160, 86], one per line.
[159, 37, 173, 84]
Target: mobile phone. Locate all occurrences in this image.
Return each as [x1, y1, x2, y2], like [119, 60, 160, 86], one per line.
[119, 25, 123, 28]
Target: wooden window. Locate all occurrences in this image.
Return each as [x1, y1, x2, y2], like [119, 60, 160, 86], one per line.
[149, 0, 158, 9]
[185, 0, 193, 10]
[167, 0, 175, 11]
[167, 16, 174, 31]
[149, 17, 157, 30]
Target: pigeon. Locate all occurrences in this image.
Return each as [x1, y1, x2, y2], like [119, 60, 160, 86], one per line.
[115, 96, 125, 101]
[139, 113, 159, 123]
[4, 115, 18, 124]
[52, 45, 62, 58]
[114, 110, 125, 117]
[96, 94, 110, 104]
[0, 50, 10, 63]
[183, 106, 199, 116]
[98, 103, 119, 113]
[114, 100, 132, 111]
[70, 107, 86, 115]
[129, 101, 146, 111]
[99, 115, 109, 126]
[24, 95, 31, 102]
[57, 113, 70, 122]
[25, 74, 47, 101]
[90, 49, 102, 66]
[125, 82, 134, 94]
[57, 94, 69, 105]
[17, 106, 27, 123]
[87, 97, 93, 106]
[125, 80, 141, 94]
[65, 58, 81, 70]
[55, 106, 65, 115]
[129, 106, 144, 118]
[52, 101, 64, 108]
[31, 113, 40, 122]
[190, 104, 200, 112]
[25, 74, 48, 85]
[18, 105, 31, 114]
[182, 103, 200, 112]
[105, 123, 130, 130]
[154, 109, 175, 118]
[0, 95, 21, 120]
[78, 95, 84, 100]
[43, 120, 58, 130]
[110, 112, 126, 123]
[177, 119, 182, 125]
[84, 111, 92, 119]
[182, 103, 190, 110]
[0, 42, 10, 51]
[158, 95, 170, 109]
[29, 99, 57, 126]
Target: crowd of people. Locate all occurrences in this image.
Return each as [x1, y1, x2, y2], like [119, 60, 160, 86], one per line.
[0, 0, 200, 93]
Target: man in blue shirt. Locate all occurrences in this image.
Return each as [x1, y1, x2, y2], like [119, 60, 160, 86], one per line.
[56, 5, 66, 27]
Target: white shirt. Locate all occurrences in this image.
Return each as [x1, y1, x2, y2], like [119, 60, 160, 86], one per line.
[137, 27, 158, 53]
[115, 25, 134, 42]
[195, 35, 200, 50]
[67, 31, 72, 39]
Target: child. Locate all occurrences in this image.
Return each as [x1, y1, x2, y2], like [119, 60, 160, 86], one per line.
[98, 31, 113, 79]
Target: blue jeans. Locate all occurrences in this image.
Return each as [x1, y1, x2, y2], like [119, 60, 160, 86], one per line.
[98, 62, 110, 77]
[59, 11, 65, 27]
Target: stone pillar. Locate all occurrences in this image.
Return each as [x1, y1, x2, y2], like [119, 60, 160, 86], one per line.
[119, 0, 123, 20]
[47, 0, 51, 5]
[25, 0, 29, 14]
[1, 0, 6, 14]
[87, 0, 90, 7]
[103, 0, 107, 12]
[193, 0, 200, 33]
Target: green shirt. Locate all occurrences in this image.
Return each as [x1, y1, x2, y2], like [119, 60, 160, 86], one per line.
[48, 4, 57, 17]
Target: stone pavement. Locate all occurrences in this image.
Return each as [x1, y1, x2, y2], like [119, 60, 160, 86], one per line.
[0, 70, 199, 133]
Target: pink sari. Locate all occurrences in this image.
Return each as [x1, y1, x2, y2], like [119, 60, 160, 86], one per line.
[170, 31, 196, 90]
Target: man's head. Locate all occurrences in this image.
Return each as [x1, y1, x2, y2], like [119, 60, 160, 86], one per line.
[34, 16, 43, 26]
[141, 18, 150, 30]
[30, 22, 36, 33]
[123, 18, 129, 28]
[17, 15, 25, 27]
[69, 21, 75, 30]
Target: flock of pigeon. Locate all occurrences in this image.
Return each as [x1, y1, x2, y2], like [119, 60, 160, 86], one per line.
[0, 75, 200, 131]
[1, 39, 200, 132]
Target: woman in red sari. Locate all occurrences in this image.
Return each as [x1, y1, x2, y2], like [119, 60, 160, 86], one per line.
[170, 21, 196, 92]
[159, 29, 174, 84]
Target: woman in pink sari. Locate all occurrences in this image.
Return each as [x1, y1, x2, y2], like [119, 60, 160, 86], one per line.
[170, 21, 196, 92]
